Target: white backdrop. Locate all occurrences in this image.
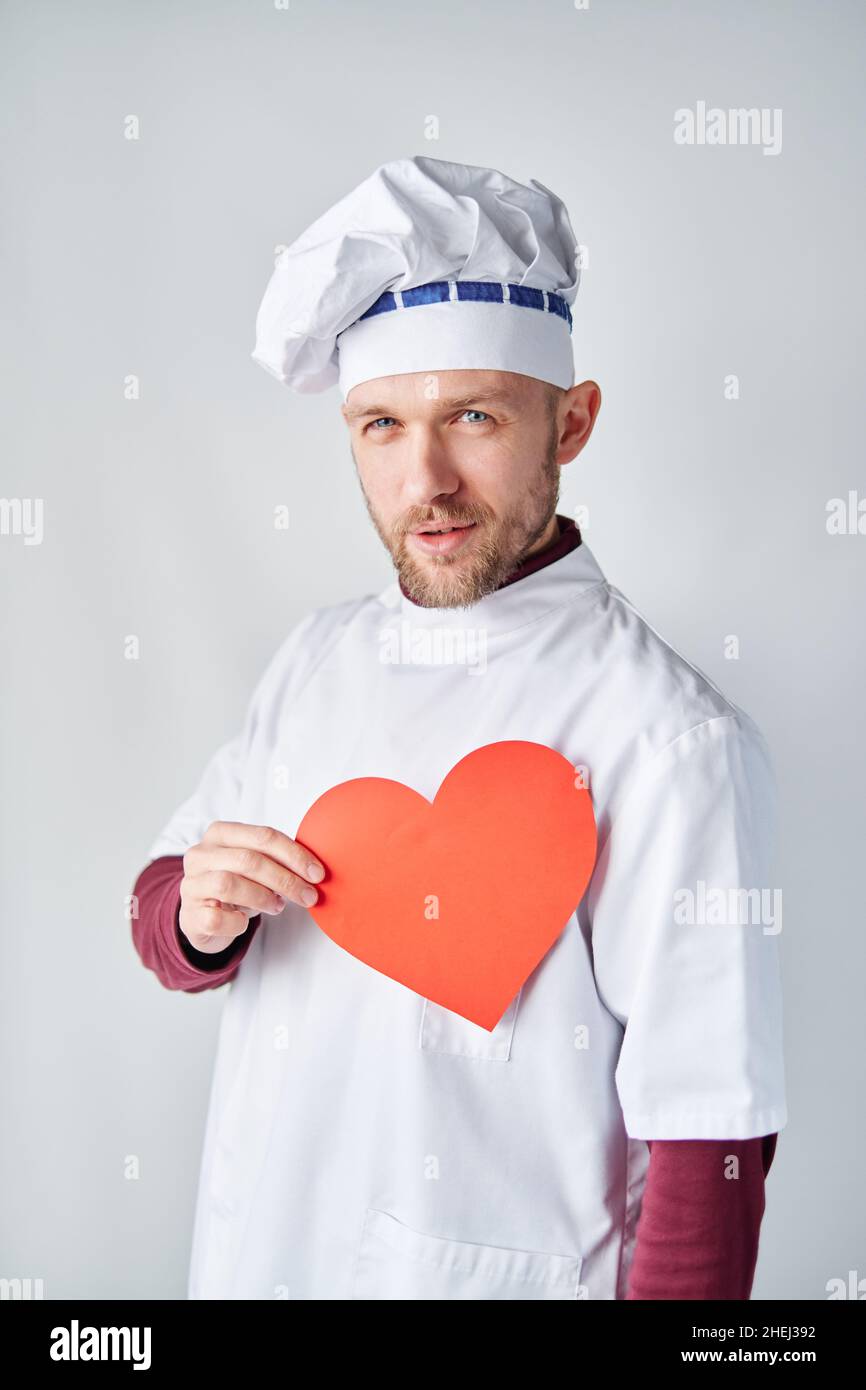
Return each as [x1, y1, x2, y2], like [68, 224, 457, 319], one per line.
[1, 0, 864, 1299]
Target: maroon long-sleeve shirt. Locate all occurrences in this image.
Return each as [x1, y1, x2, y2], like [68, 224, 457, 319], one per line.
[132, 513, 777, 1298]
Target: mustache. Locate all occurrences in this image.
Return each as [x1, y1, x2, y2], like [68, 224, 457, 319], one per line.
[396, 503, 492, 537]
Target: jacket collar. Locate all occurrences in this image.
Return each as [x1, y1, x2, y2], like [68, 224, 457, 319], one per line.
[377, 518, 607, 638]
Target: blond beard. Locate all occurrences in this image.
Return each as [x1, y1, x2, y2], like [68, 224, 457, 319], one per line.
[358, 425, 562, 610]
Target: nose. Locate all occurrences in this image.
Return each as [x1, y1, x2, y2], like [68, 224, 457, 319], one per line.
[401, 426, 461, 508]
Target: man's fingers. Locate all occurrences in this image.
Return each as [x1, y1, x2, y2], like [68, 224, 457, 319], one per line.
[178, 823, 325, 957]
[191, 849, 316, 909]
[200, 821, 325, 885]
[187, 846, 320, 909]
[185, 868, 291, 916]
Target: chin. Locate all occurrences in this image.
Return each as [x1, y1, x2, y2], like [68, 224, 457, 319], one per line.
[398, 558, 498, 610]
[392, 524, 512, 609]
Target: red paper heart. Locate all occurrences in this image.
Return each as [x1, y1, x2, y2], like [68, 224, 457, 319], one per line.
[296, 740, 597, 1031]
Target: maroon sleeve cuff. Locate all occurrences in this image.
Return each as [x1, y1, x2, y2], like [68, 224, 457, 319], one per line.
[625, 1134, 778, 1300]
[130, 854, 261, 993]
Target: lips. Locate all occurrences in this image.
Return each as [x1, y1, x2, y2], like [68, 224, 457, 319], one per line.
[408, 519, 480, 556]
[408, 522, 478, 556]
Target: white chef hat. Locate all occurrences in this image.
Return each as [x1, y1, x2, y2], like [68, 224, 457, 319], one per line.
[251, 155, 580, 401]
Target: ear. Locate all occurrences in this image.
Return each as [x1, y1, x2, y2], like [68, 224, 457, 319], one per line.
[556, 382, 602, 465]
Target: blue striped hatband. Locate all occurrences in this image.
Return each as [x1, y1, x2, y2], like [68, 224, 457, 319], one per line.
[356, 280, 573, 333]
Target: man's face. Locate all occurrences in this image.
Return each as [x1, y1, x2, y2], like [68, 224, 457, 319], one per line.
[341, 369, 586, 609]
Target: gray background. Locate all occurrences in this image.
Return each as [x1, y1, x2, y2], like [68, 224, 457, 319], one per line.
[1, 0, 863, 1299]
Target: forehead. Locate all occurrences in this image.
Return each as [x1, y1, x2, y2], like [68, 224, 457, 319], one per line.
[342, 369, 540, 420]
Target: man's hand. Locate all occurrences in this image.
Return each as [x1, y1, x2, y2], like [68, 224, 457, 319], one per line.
[179, 821, 325, 955]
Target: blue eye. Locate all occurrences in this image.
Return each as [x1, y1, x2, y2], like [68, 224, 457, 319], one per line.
[370, 417, 397, 430]
[462, 410, 489, 423]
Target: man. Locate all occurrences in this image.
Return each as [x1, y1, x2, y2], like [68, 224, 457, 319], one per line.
[131, 155, 787, 1300]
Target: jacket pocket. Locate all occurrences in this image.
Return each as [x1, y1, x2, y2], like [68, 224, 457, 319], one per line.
[350, 1207, 583, 1300]
[418, 987, 521, 1061]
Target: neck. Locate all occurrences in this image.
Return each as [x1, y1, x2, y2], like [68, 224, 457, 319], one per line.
[523, 513, 561, 560]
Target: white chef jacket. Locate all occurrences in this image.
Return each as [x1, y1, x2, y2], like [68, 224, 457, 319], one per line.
[146, 539, 788, 1301]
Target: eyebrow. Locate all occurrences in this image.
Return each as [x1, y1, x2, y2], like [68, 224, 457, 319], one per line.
[342, 389, 516, 422]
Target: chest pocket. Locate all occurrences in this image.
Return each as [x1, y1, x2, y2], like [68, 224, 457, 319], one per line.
[418, 987, 521, 1062]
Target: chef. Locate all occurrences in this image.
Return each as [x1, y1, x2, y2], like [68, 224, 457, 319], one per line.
[132, 155, 787, 1300]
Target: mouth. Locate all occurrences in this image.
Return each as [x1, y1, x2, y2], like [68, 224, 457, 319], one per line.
[407, 521, 479, 556]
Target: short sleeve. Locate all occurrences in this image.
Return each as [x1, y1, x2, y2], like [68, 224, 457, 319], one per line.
[588, 712, 788, 1140]
[145, 726, 250, 863]
[144, 612, 317, 864]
